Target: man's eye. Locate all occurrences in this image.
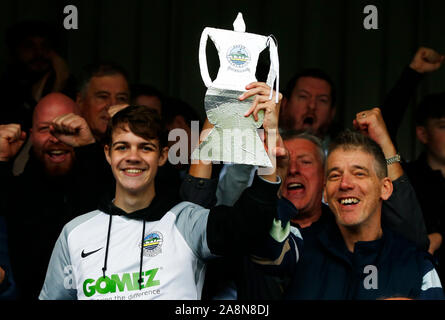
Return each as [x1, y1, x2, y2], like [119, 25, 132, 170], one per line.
[39, 127, 49, 132]
[115, 145, 126, 151]
[142, 146, 155, 152]
[117, 96, 129, 103]
[328, 173, 340, 180]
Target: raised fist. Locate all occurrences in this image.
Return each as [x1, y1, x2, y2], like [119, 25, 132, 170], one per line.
[409, 47, 444, 74]
[0, 124, 27, 162]
[50, 113, 96, 147]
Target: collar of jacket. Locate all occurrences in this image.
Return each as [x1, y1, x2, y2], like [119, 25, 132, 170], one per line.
[317, 220, 391, 269]
[98, 192, 180, 222]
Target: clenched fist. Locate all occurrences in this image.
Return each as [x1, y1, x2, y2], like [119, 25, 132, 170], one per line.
[49, 113, 96, 147]
[0, 124, 27, 162]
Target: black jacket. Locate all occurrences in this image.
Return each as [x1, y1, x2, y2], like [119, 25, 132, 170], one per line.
[0, 147, 109, 300]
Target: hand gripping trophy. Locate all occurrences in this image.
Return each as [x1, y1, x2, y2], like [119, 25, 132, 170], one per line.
[191, 12, 279, 167]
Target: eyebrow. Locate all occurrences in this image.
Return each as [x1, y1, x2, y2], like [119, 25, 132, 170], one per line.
[112, 141, 158, 148]
[326, 165, 369, 175]
[95, 91, 110, 95]
[296, 154, 314, 160]
[296, 89, 330, 98]
[326, 167, 340, 176]
[352, 165, 369, 173]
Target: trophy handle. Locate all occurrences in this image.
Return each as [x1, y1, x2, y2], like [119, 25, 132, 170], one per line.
[199, 27, 213, 88]
[265, 35, 280, 103]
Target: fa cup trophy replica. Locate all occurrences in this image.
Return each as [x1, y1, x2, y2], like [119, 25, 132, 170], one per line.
[191, 12, 279, 167]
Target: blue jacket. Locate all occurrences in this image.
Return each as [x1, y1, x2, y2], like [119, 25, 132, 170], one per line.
[256, 199, 444, 300]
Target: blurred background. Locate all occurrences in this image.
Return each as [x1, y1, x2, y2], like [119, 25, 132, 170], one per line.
[0, 0, 444, 160]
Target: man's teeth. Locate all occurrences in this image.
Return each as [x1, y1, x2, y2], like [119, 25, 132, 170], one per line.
[49, 150, 66, 155]
[288, 183, 303, 189]
[340, 198, 359, 205]
[125, 169, 143, 174]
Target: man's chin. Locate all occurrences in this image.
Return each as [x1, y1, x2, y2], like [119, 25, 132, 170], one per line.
[43, 160, 74, 177]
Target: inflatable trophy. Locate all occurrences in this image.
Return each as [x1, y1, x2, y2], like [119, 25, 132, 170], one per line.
[191, 12, 279, 167]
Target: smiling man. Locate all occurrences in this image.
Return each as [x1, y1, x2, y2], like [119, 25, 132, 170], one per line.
[323, 132, 393, 251]
[182, 106, 431, 299]
[39, 96, 284, 300]
[0, 93, 102, 300]
[76, 63, 130, 141]
[258, 130, 444, 300]
[29, 93, 79, 176]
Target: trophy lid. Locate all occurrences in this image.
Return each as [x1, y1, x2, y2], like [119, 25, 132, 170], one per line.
[233, 12, 246, 32]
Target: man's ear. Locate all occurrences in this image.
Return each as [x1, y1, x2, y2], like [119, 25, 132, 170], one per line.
[104, 145, 111, 165]
[416, 126, 428, 145]
[380, 177, 393, 201]
[158, 146, 169, 167]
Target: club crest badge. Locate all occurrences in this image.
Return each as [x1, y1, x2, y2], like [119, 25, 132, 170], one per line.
[140, 231, 163, 257]
[227, 45, 250, 68]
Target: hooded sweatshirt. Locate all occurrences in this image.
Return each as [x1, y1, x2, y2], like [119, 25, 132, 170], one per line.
[39, 174, 280, 300]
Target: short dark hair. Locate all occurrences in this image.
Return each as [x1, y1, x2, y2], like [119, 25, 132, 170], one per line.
[327, 130, 387, 179]
[104, 105, 168, 150]
[78, 62, 129, 97]
[283, 68, 336, 107]
[415, 92, 445, 126]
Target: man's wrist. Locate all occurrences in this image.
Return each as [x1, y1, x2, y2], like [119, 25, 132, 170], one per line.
[386, 153, 401, 165]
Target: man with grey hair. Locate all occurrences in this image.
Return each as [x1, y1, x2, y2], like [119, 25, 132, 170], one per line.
[181, 106, 430, 299]
[257, 129, 443, 299]
[76, 63, 130, 141]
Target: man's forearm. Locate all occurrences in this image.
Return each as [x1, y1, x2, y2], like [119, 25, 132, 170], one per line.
[206, 173, 280, 256]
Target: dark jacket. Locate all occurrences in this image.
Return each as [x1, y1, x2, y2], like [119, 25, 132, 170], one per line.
[0, 145, 109, 300]
[276, 220, 443, 300]
[404, 152, 445, 282]
[181, 170, 429, 299]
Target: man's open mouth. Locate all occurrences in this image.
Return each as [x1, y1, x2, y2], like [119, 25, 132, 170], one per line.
[46, 150, 70, 163]
[287, 182, 305, 191]
[303, 116, 314, 125]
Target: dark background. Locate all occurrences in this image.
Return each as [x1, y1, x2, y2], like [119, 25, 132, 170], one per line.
[1, 0, 444, 160]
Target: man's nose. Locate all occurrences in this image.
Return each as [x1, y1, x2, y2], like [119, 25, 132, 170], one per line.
[308, 96, 316, 111]
[125, 147, 142, 162]
[48, 134, 60, 144]
[288, 159, 300, 175]
[339, 174, 354, 190]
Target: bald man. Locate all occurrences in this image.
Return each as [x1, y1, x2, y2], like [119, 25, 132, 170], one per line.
[0, 93, 100, 300]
